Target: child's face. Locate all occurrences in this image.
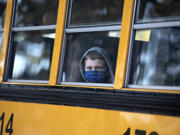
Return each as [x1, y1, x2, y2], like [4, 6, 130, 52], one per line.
[85, 58, 106, 71]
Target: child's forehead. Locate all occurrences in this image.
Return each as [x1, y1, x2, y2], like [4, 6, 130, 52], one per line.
[85, 58, 106, 66]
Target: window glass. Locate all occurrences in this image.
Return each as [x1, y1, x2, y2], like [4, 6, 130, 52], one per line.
[8, 30, 55, 80]
[0, 32, 3, 53]
[15, 0, 59, 27]
[61, 31, 120, 83]
[68, 0, 124, 26]
[136, 0, 180, 23]
[0, 0, 6, 28]
[129, 27, 180, 86]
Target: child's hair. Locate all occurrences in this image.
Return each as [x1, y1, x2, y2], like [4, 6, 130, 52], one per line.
[84, 51, 105, 61]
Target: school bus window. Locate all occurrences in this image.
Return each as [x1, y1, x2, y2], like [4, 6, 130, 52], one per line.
[59, 0, 123, 86]
[61, 31, 120, 83]
[5, 0, 58, 83]
[68, 0, 124, 26]
[129, 27, 180, 87]
[7, 30, 54, 81]
[14, 0, 58, 27]
[136, 0, 180, 23]
[0, 0, 6, 28]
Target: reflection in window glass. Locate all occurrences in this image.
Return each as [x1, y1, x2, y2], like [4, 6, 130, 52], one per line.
[9, 30, 55, 80]
[136, 0, 180, 23]
[69, 0, 124, 26]
[15, 0, 58, 27]
[129, 27, 180, 86]
[0, 32, 3, 53]
[0, 0, 6, 28]
[62, 31, 120, 83]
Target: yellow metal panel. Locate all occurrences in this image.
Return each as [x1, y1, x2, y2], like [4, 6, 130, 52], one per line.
[3, 82, 180, 93]
[122, 88, 180, 94]
[49, 0, 68, 85]
[3, 82, 114, 89]
[0, 0, 13, 82]
[2, 82, 50, 86]
[0, 101, 179, 135]
[114, 0, 135, 89]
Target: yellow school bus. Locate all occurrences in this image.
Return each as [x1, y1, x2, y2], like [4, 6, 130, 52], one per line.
[0, 0, 180, 135]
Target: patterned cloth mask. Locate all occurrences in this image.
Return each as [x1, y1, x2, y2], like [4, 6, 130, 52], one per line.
[84, 71, 107, 83]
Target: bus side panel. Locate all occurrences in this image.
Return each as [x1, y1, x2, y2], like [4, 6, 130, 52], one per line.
[0, 101, 179, 135]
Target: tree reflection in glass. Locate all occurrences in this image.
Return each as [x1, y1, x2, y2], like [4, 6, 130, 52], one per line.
[136, 0, 180, 23]
[0, 32, 3, 53]
[15, 0, 58, 27]
[0, 0, 6, 28]
[69, 0, 124, 26]
[129, 27, 180, 86]
[9, 30, 54, 80]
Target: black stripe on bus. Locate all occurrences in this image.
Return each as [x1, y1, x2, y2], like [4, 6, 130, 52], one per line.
[0, 84, 179, 116]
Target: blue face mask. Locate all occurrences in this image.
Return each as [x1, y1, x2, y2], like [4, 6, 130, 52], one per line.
[84, 71, 107, 83]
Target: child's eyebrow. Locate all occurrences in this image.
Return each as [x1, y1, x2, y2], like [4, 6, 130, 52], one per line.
[86, 66, 92, 68]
